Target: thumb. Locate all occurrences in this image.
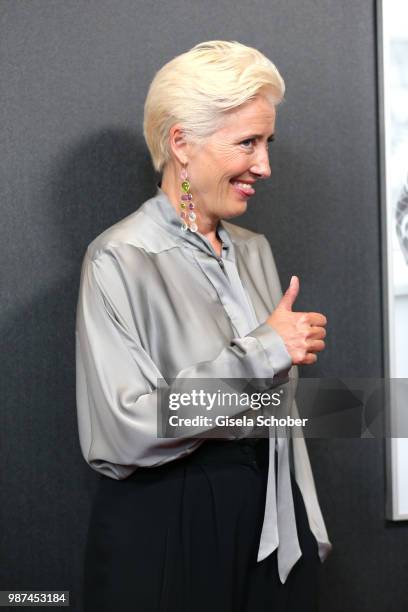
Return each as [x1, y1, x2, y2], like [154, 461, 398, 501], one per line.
[278, 275, 299, 311]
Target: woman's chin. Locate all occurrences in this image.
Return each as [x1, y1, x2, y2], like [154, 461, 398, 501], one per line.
[222, 199, 248, 219]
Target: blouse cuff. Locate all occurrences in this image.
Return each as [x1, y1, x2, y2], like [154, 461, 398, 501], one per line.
[248, 322, 292, 376]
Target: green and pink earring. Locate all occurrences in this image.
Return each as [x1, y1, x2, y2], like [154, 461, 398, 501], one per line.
[180, 167, 198, 233]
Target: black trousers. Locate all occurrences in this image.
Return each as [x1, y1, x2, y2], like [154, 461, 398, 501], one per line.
[83, 439, 320, 612]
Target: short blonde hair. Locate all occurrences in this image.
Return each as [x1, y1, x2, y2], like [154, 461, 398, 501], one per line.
[143, 40, 285, 172]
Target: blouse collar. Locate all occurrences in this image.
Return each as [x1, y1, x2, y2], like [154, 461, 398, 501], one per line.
[142, 184, 234, 262]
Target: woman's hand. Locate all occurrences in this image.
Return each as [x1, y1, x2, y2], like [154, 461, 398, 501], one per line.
[266, 276, 327, 366]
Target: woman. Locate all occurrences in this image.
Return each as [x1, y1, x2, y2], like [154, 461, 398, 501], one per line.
[76, 40, 332, 612]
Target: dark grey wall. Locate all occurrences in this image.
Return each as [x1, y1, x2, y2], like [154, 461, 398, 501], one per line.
[1, 1, 406, 610]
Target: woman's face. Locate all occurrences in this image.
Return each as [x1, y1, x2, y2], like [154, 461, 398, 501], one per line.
[186, 95, 276, 224]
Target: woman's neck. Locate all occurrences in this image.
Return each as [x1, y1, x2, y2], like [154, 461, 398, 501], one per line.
[161, 166, 222, 256]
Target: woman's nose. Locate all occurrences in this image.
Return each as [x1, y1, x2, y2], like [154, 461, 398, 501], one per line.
[250, 148, 271, 179]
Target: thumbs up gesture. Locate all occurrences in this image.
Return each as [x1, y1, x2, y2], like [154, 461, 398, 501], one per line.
[266, 276, 327, 365]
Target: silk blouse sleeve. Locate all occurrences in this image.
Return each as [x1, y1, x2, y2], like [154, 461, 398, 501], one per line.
[75, 247, 292, 478]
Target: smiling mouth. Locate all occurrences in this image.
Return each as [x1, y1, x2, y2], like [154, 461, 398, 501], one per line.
[230, 180, 256, 197]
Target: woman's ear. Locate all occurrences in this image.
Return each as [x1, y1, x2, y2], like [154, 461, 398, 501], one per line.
[168, 124, 189, 166]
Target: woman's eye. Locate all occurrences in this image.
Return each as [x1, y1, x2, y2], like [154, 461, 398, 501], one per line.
[241, 138, 255, 148]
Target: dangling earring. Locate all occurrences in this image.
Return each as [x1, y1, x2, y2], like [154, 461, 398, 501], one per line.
[180, 166, 198, 233]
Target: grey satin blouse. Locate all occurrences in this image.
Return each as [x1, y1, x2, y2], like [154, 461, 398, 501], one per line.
[75, 187, 332, 584]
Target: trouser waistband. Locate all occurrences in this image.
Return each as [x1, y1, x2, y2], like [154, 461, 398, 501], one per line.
[187, 438, 269, 468]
